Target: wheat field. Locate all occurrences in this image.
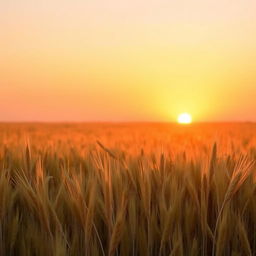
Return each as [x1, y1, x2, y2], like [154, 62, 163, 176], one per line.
[1, 122, 256, 256]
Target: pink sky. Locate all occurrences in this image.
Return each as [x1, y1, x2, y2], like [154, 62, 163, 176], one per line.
[1, 0, 256, 122]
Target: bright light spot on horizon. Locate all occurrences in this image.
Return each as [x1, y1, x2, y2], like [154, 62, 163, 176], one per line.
[177, 113, 192, 124]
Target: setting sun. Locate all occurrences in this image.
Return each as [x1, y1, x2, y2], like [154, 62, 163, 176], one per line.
[177, 113, 192, 124]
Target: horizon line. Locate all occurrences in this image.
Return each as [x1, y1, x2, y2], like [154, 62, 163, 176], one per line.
[0, 120, 256, 124]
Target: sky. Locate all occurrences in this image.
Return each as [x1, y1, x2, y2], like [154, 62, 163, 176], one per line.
[1, 0, 256, 122]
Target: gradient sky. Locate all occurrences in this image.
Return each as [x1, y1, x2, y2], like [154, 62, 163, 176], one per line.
[1, 0, 256, 122]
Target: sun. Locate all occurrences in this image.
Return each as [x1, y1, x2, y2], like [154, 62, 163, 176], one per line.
[177, 113, 192, 124]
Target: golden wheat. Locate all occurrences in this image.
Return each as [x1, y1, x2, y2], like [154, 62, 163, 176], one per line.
[0, 123, 256, 255]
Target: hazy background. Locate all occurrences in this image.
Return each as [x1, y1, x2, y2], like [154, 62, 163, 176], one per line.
[1, 0, 256, 122]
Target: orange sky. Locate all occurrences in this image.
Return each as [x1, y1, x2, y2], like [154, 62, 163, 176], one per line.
[1, 0, 256, 122]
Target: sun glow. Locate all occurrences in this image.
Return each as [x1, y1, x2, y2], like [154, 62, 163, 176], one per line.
[177, 113, 192, 124]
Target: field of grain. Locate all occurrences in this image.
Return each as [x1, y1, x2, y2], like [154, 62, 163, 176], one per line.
[1, 122, 256, 256]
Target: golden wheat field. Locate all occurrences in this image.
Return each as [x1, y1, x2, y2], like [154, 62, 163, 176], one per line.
[1, 122, 256, 256]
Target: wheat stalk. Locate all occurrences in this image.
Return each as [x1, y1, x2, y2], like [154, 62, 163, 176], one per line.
[212, 155, 255, 256]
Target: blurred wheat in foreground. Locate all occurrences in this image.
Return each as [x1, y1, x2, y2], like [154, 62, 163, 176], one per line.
[1, 123, 256, 256]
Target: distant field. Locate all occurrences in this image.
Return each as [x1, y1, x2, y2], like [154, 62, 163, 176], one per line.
[0, 123, 256, 255]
